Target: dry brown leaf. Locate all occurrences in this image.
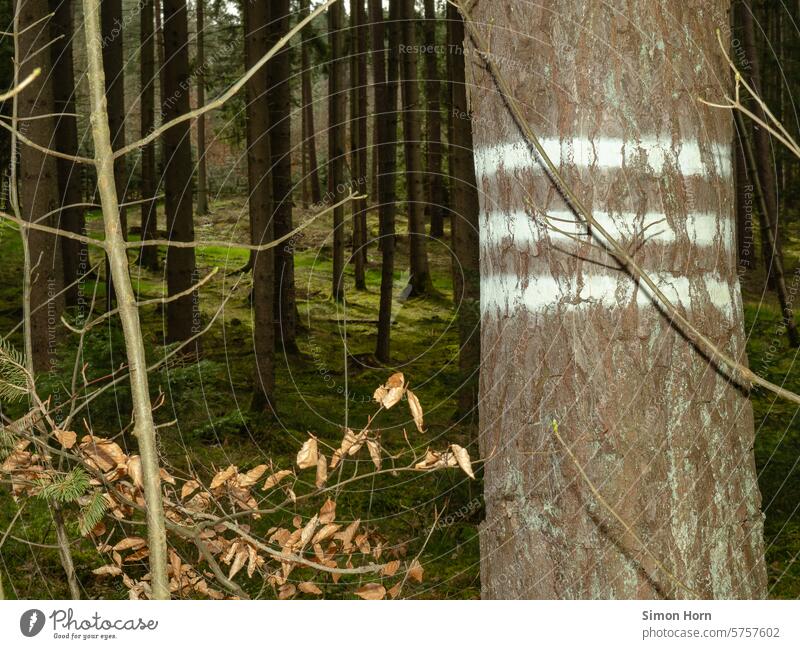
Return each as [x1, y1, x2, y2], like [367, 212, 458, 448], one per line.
[318, 498, 336, 524]
[366, 439, 382, 470]
[159, 468, 176, 485]
[262, 469, 293, 490]
[298, 581, 322, 595]
[54, 429, 77, 449]
[296, 436, 319, 469]
[80, 436, 126, 472]
[315, 454, 327, 488]
[381, 560, 400, 577]
[278, 583, 296, 600]
[92, 565, 122, 577]
[450, 444, 475, 479]
[300, 515, 319, 547]
[406, 390, 424, 432]
[126, 455, 143, 489]
[408, 558, 424, 583]
[181, 479, 201, 500]
[335, 518, 360, 549]
[229, 548, 248, 579]
[113, 536, 147, 552]
[311, 523, 340, 545]
[238, 464, 268, 487]
[355, 583, 386, 600]
[388, 582, 402, 599]
[210, 465, 237, 490]
[373, 372, 405, 409]
[124, 547, 150, 562]
[386, 372, 404, 388]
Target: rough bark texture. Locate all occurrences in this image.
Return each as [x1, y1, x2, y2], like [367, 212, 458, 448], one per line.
[423, 0, 443, 239]
[350, 0, 368, 290]
[139, 0, 159, 270]
[162, 0, 198, 343]
[329, 0, 346, 301]
[195, 0, 208, 215]
[371, 0, 398, 363]
[268, 0, 296, 349]
[18, 0, 64, 373]
[399, 0, 431, 296]
[244, 0, 275, 412]
[50, 0, 87, 307]
[470, 0, 768, 599]
[300, 0, 322, 205]
[734, 119, 754, 274]
[446, 3, 479, 417]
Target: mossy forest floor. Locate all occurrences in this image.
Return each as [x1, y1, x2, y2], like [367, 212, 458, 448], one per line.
[0, 199, 798, 598]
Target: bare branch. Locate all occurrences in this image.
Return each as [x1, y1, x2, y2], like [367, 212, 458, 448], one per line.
[0, 67, 40, 102]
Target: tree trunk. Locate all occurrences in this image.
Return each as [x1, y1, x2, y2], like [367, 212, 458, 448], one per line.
[300, 0, 322, 205]
[268, 0, 297, 350]
[446, 2, 479, 417]
[195, 0, 209, 215]
[399, 0, 431, 296]
[470, 0, 768, 599]
[329, 0, 346, 301]
[371, 0, 398, 363]
[81, 0, 170, 598]
[139, 0, 160, 270]
[162, 0, 198, 344]
[17, 0, 64, 373]
[423, 0, 443, 239]
[50, 0, 87, 308]
[350, 0, 368, 290]
[734, 118, 754, 274]
[244, 0, 275, 412]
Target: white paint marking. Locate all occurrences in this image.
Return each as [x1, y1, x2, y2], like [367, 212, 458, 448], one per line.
[474, 137, 732, 179]
[481, 271, 739, 319]
[481, 209, 734, 251]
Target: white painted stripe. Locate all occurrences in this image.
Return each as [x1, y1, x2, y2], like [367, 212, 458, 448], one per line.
[481, 272, 739, 318]
[481, 209, 734, 251]
[474, 137, 732, 179]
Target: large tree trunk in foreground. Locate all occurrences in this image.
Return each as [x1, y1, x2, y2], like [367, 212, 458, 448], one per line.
[329, 0, 346, 301]
[243, 0, 275, 412]
[139, 0, 159, 270]
[371, 0, 398, 362]
[447, 3, 479, 417]
[470, 0, 767, 599]
[399, 0, 431, 296]
[162, 0, 198, 344]
[268, 0, 297, 349]
[195, 0, 209, 215]
[50, 0, 87, 307]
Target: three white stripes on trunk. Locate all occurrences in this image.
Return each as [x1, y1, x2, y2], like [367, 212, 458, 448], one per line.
[476, 137, 738, 318]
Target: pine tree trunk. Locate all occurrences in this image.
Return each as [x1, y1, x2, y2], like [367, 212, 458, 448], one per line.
[50, 0, 87, 308]
[371, 0, 398, 363]
[446, 2, 479, 417]
[423, 0, 443, 239]
[244, 0, 275, 412]
[399, 0, 431, 296]
[329, 0, 346, 301]
[139, 0, 160, 270]
[268, 0, 297, 349]
[470, 0, 768, 598]
[300, 0, 322, 205]
[195, 0, 209, 215]
[349, 0, 368, 290]
[162, 0, 198, 344]
[734, 119, 754, 274]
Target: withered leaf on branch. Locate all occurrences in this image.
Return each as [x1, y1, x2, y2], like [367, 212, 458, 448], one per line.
[180, 479, 201, 500]
[54, 429, 77, 449]
[238, 464, 268, 487]
[408, 558, 424, 583]
[381, 560, 400, 577]
[318, 498, 336, 524]
[80, 435, 126, 472]
[373, 372, 405, 409]
[316, 454, 327, 488]
[210, 464, 237, 490]
[113, 536, 147, 552]
[126, 455, 143, 489]
[296, 436, 319, 469]
[450, 444, 475, 479]
[92, 565, 123, 577]
[262, 469, 293, 490]
[406, 390, 424, 432]
[366, 439, 382, 470]
[298, 581, 322, 595]
[355, 583, 386, 600]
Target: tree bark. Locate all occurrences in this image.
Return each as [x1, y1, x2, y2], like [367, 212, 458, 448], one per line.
[399, 0, 431, 296]
[470, 0, 767, 599]
[300, 0, 322, 205]
[423, 0, 443, 239]
[446, 2, 479, 417]
[139, 0, 160, 270]
[350, 0, 368, 290]
[195, 0, 209, 215]
[268, 0, 297, 349]
[244, 0, 275, 412]
[371, 0, 398, 363]
[81, 0, 170, 599]
[50, 0, 87, 308]
[329, 0, 346, 301]
[162, 0, 198, 344]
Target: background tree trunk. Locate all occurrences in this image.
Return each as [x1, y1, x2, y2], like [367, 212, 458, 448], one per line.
[268, 0, 297, 350]
[195, 0, 209, 215]
[162, 0, 198, 344]
[300, 0, 322, 205]
[329, 0, 345, 301]
[470, 0, 768, 598]
[399, 0, 431, 296]
[50, 0, 86, 307]
[446, 2, 479, 417]
[423, 0, 443, 239]
[244, 0, 275, 412]
[139, 0, 160, 270]
[349, 0, 368, 290]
